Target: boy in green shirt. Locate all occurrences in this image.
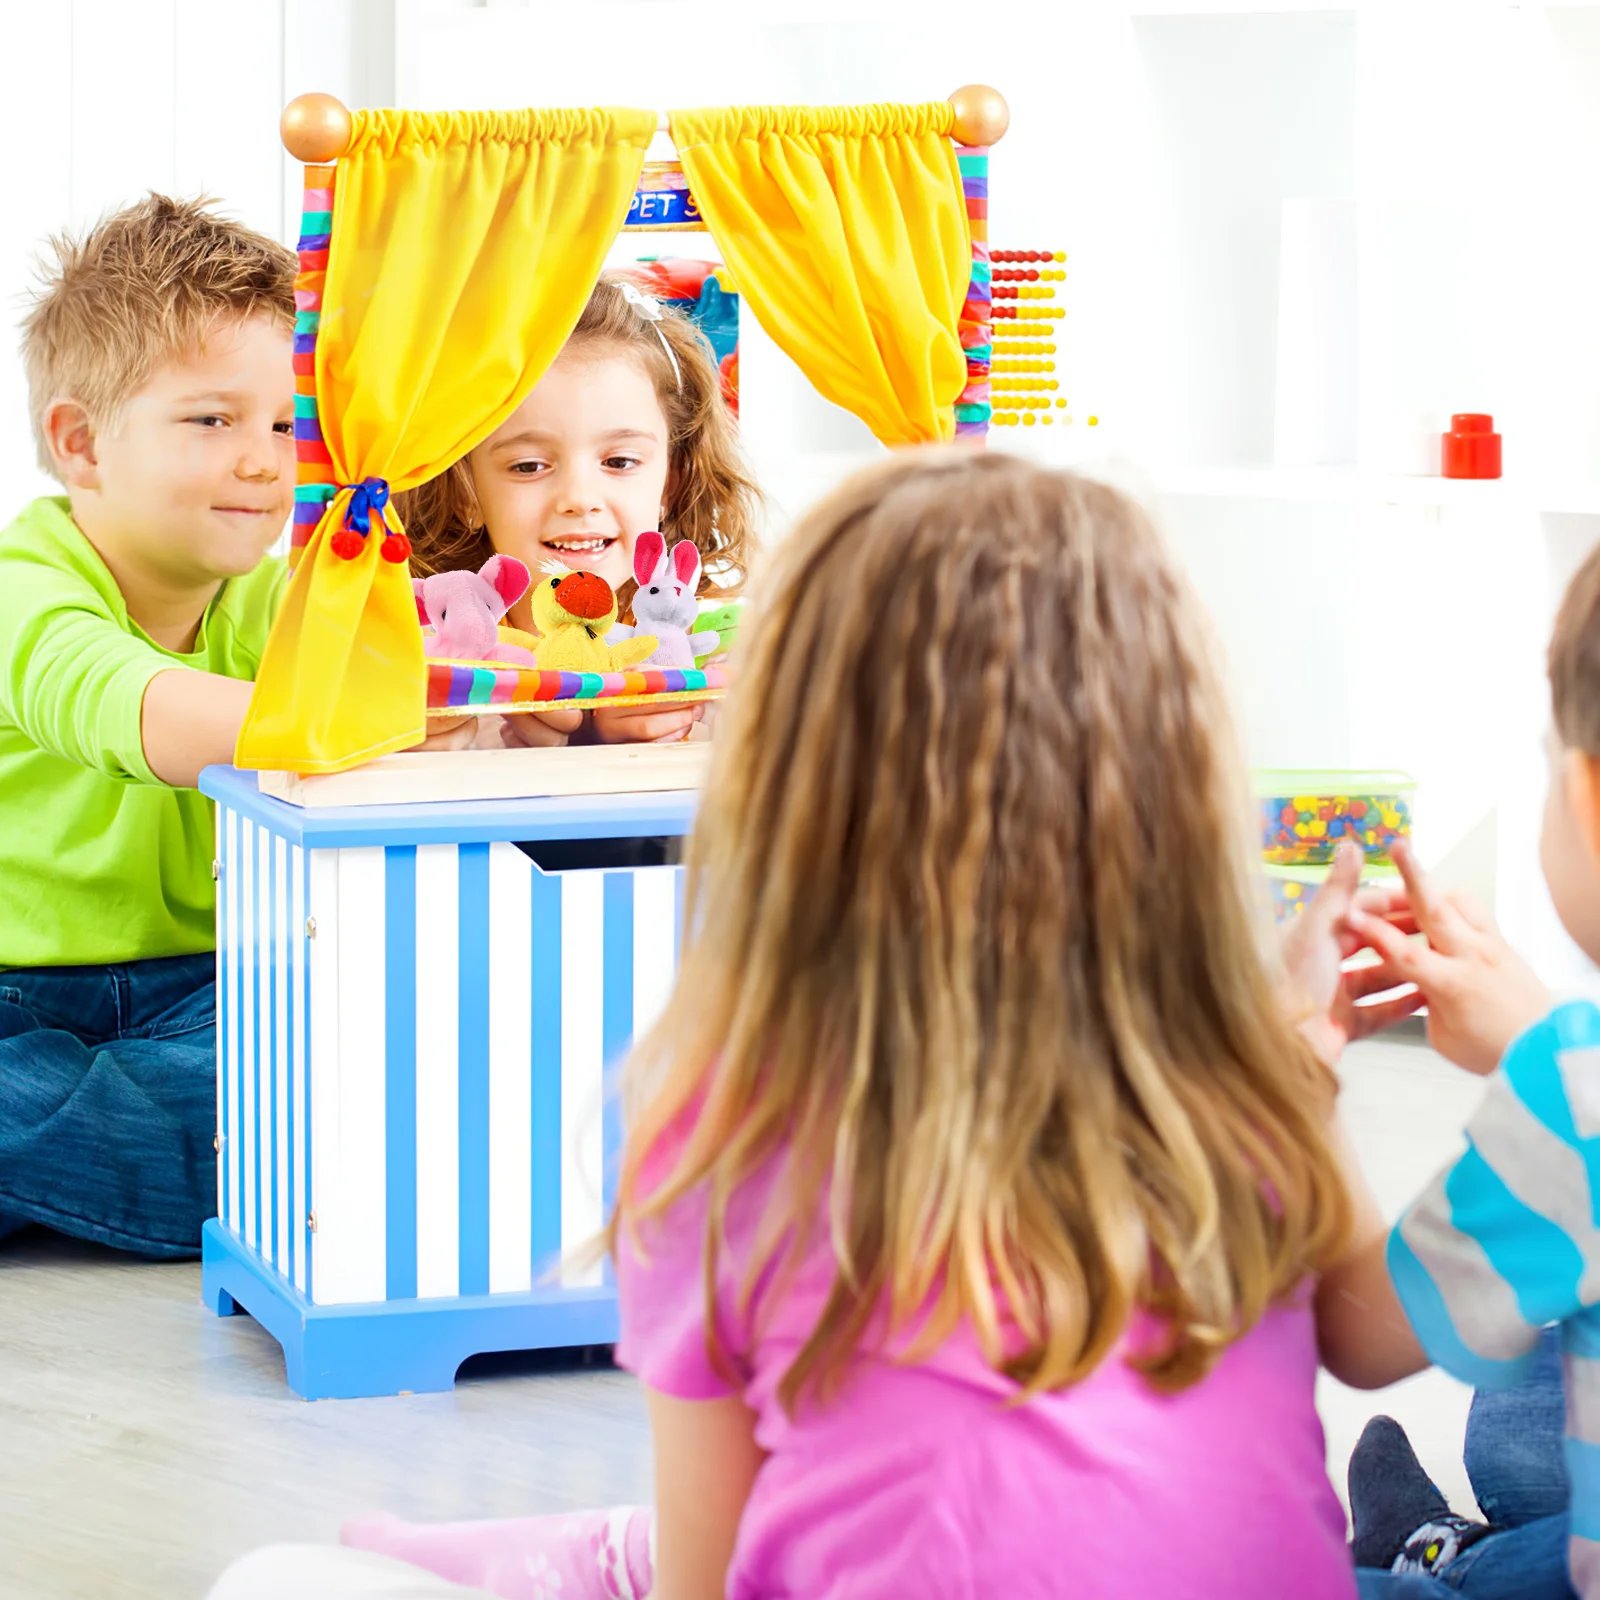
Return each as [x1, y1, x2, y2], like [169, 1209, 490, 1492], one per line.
[0, 195, 297, 1256]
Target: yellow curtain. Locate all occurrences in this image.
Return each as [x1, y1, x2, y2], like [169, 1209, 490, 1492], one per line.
[237, 107, 655, 773]
[671, 103, 970, 447]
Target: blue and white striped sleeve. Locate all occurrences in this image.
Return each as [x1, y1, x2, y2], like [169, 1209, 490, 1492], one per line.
[1388, 1001, 1600, 1391]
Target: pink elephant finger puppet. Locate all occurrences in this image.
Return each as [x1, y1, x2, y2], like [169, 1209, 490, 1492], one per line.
[413, 555, 538, 667]
[609, 533, 720, 669]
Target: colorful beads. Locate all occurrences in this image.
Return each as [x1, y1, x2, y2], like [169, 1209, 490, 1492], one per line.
[1258, 777, 1415, 865]
[987, 249, 1109, 432]
[990, 246, 1069, 430]
[1270, 874, 1309, 920]
[1268, 863, 1402, 923]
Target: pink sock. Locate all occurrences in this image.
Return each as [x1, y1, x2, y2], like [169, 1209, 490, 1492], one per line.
[341, 1506, 655, 1600]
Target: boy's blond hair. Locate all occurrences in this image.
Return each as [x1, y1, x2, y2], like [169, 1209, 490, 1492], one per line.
[21, 193, 297, 478]
[1553, 544, 1600, 755]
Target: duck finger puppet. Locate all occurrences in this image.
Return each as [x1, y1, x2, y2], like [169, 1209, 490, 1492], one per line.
[529, 567, 658, 673]
[414, 554, 538, 667]
[608, 533, 720, 668]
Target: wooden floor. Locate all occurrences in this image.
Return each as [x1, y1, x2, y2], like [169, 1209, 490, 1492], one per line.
[1, 1034, 1486, 1600]
[0, 1239, 652, 1599]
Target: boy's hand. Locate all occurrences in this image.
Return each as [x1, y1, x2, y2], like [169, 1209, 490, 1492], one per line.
[1348, 839, 1553, 1075]
[1282, 841, 1423, 1065]
[141, 669, 256, 788]
[411, 714, 479, 752]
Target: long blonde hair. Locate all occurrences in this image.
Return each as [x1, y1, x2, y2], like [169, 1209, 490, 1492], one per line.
[397, 274, 758, 616]
[611, 449, 1349, 1409]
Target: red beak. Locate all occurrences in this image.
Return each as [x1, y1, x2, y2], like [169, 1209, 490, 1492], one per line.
[554, 571, 614, 621]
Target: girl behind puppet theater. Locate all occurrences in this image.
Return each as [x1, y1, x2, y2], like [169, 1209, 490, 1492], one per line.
[214, 451, 1418, 1600]
[402, 272, 758, 751]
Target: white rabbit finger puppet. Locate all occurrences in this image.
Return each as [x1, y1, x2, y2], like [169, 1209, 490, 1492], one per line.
[611, 532, 720, 669]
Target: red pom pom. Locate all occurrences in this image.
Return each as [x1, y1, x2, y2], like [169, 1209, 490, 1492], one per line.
[330, 528, 364, 560]
[380, 531, 412, 564]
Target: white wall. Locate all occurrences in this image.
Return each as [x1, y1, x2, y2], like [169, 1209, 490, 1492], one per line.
[0, 0, 396, 514]
[4, 0, 1595, 982]
[393, 0, 1149, 526]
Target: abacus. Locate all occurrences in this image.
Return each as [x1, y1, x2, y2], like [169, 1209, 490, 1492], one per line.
[988, 248, 1096, 432]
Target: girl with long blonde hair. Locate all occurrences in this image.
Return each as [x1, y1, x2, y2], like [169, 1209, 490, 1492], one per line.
[217, 450, 1415, 1600]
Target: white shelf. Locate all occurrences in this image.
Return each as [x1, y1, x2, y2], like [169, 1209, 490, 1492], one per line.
[1155, 465, 1600, 514]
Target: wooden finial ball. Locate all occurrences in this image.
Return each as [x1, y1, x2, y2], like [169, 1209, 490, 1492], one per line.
[281, 93, 353, 163]
[948, 84, 1010, 148]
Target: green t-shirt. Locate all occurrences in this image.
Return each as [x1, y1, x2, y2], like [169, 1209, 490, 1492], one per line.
[0, 497, 287, 968]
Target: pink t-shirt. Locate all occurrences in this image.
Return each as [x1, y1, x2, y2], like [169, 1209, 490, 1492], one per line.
[615, 1135, 1355, 1600]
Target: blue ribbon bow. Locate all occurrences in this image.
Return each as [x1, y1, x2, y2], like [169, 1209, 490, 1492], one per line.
[343, 477, 390, 536]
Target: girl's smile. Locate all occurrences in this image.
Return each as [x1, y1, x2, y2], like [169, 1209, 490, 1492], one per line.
[541, 533, 617, 563]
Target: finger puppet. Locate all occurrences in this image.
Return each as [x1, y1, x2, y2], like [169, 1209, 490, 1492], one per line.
[529, 567, 658, 673]
[609, 533, 720, 668]
[693, 600, 742, 659]
[414, 555, 538, 667]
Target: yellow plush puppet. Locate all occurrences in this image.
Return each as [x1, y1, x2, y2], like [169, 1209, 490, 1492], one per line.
[528, 569, 657, 673]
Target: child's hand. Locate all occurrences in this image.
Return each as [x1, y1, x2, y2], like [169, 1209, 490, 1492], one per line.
[592, 702, 706, 744]
[1281, 841, 1424, 1065]
[141, 670, 257, 788]
[502, 708, 583, 747]
[409, 709, 580, 752]
[1348, 839, 1553, 1075]
[411, 715, 479, 752]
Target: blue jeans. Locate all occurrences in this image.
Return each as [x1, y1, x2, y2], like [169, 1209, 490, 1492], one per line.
[1357, 1329, 1574, 1599]
[0, 953, 217, 1258]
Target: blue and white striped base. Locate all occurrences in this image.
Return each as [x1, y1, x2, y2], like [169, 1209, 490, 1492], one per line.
[199, 766, 694, 1399]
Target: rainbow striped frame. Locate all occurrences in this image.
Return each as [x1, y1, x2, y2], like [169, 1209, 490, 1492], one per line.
[426, 662, 726, 714]
[291, 163, 338, 564]
[955, 146, 991, 441]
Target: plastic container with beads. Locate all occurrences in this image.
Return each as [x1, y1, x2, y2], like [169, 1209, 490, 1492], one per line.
[1266, 860, 1401, 921]
[1256, 771, 1415, 865]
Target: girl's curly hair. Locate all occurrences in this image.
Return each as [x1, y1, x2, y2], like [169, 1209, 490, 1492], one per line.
[397, 273, 758, 619]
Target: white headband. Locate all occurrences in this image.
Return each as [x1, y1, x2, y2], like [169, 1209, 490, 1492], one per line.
[618, 280, 683, 393]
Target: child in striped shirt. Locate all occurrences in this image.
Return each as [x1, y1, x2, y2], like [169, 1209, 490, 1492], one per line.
[1324, 541, 1600, 1599]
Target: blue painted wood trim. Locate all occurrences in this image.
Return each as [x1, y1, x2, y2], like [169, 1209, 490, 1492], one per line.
[267, 833, 279, 1268]
[457, 844, 492, 1297]
[199, 765, 697, 848]
[601, 873, 634, 1237]
[384, 846, 418, 1300]
[216, 808, 231, 1227]
[201, 1220, 618, 1401]
[529, 862, 563, 1277]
